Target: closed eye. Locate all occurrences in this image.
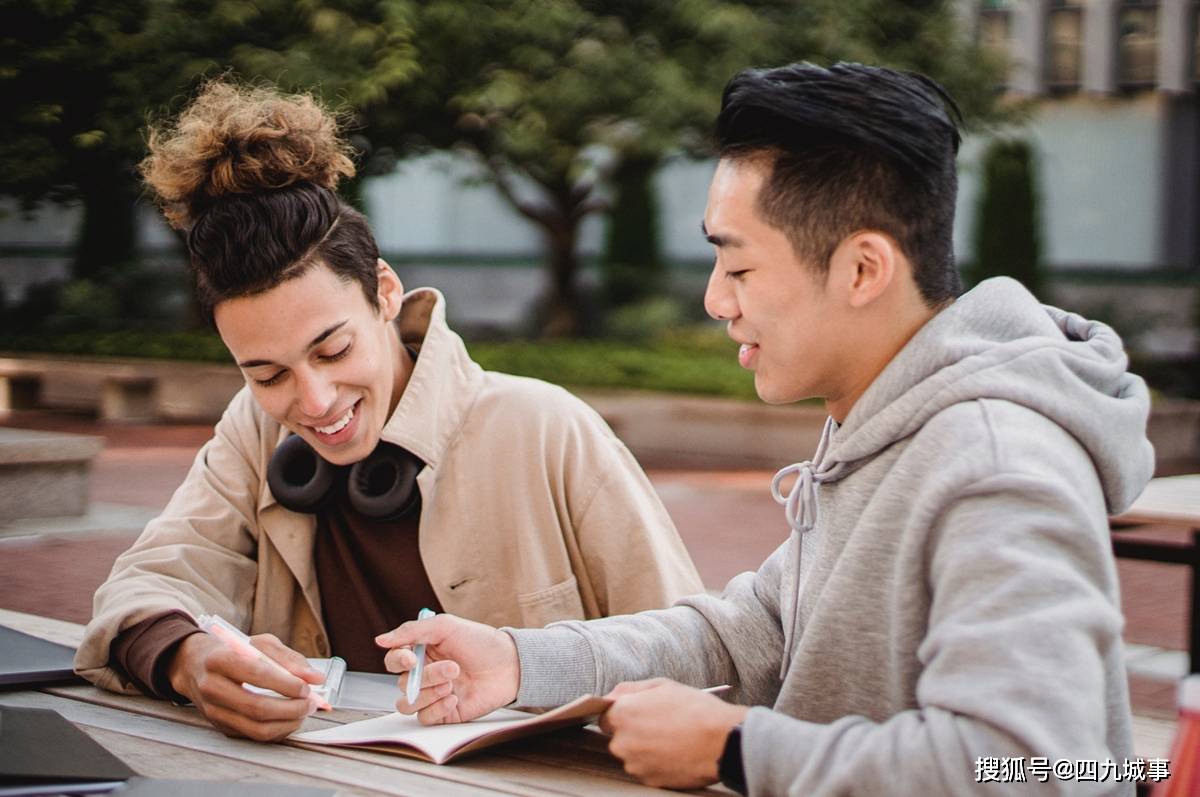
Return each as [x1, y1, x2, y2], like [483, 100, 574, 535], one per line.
[254, 370, 287, 387]
[726, 270, 749, 280]
[321, 343, 352, 362]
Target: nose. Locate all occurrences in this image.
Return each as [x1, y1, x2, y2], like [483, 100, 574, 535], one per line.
[704, 265, 738, 321]
[294, 367, 337, 420]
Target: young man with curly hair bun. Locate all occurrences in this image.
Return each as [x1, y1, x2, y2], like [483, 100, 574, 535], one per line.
[75, 79, 702, 743]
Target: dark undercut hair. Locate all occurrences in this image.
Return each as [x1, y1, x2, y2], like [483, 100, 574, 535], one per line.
[715, 62, 964, 304]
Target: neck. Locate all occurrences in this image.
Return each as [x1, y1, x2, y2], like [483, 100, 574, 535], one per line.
[824, 296, 945, 424]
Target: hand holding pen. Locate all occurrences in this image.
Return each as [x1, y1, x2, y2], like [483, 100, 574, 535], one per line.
[376, 612, 521, 725]
[166, 614, 328, 742]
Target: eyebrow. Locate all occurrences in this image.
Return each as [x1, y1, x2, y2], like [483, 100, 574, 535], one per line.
[700, 220, 742, 248]
[237, 320, 349, 368]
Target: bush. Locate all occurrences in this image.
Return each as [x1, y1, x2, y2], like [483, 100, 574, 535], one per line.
[0, 326, 759, 399]
[971, 138, 1045, 298]
[469, 337, 757, 399]
[605, 296, 686, 341]
[602, 155, 665, 307]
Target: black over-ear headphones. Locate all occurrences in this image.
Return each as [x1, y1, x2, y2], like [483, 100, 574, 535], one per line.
[267, 434, 424, 521]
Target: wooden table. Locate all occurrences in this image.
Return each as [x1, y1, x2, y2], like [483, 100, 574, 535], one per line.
[1111, 474, 1200, 673]
[0, 609, 728, 797]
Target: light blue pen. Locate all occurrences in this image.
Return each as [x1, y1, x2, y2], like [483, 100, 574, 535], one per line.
[406, 607, 436, 705]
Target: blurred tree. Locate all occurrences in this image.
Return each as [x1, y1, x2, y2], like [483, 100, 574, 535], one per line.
[2, 0, 1004, 335]
[0, 0, 418, 282]
[971, 138, 1044, 298]
[1, 0, 165, 280]
[362, 0, 1004, 335]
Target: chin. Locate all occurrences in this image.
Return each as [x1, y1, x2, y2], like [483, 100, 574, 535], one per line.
[309, 433, 374, 466]
[754, 376, 809, 406]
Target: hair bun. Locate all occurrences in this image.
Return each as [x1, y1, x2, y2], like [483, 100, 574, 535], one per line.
[141, 79, 356, 229]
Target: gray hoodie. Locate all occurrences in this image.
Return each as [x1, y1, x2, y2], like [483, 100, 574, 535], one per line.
[507, 278, 1154, 796]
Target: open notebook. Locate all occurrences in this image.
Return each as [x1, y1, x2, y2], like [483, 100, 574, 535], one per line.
[244, 658, 401, 712]
[290, 685, 730, 765]
[291, 693, 613, 764]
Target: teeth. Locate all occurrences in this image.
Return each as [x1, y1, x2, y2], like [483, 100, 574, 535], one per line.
[740, 344, 754, 356]
[315, 405, 354, 435]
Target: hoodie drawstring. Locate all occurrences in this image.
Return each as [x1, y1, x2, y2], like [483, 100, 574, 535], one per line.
[772, 415, 842, 679]
[771, 416, 845, 534]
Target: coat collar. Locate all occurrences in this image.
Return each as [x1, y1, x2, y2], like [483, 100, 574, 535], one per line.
[378, 287, 485, 469]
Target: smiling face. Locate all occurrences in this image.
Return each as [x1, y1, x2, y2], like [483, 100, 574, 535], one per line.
[703, 156, 849, 406]
[213, 261, 409, 466]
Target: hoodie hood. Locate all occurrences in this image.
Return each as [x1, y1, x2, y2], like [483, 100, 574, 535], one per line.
[826, 277, 1154, 515]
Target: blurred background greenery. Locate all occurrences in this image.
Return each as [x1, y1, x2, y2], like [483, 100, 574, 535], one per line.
[1, 0, 1197, 398]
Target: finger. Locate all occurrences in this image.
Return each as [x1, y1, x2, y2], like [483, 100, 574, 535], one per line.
[416, 692, 460, 725]
[394, 659, 460, 692]
[204, 701, 307, 743]
[375, 614, 448, 649]
[207, 647, 312, 701]
[195, 671, 314, 724]
[382, 646, 416, 674]
[598, 706, 615, 736]
[250, 634, 326, 684]
[393, 679, 453, 714]
[605, 678, 666, 699]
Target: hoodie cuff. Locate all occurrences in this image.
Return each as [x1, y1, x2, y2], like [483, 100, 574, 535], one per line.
[742, 705, 824, 796]
[501, 625, 597, 708]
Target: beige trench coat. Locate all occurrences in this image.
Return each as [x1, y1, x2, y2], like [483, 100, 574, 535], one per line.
[76, 288, 703, 693]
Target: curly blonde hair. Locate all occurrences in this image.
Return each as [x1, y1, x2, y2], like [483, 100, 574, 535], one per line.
[141, 79, 356, 230]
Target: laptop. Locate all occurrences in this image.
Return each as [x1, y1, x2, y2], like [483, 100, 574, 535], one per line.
[0, 624, 83, 688]
[0, 705, 136, 795]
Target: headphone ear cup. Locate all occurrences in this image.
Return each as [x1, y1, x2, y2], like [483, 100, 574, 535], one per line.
[347, 442, 423, 521]
[267, 434, 341, 513]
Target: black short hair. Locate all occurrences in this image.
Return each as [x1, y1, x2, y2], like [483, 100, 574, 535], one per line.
[715, 62, 964, 304]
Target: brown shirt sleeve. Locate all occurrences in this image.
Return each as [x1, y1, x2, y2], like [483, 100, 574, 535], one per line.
[109, 610, 202, 702]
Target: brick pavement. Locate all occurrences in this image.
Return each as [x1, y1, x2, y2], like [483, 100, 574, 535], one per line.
[0, 411, 1188, 719]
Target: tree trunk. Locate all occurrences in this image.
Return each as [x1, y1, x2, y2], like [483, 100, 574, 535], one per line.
[73, 159, 139, 282]
[540, 216, 581, 338]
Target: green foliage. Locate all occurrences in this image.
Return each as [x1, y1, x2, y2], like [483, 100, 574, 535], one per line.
[3, 0, 1005, 332]
[971, 138, 1045, 298]
[602, 155, 664, 306]
[470, 337, 757, 399]
[0, 328, 230, 361]
[0, 0, 421, 278]
[605, 297, 685, 341]
[0, 325, 759, 399]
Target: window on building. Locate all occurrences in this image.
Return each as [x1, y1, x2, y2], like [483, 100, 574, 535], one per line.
[1046, 0, 1085, 89]
[978, 0, 1013, 62]
[1117, 1, 1158, 87]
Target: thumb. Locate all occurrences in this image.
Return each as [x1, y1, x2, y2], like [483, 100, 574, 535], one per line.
[252, 633, 325, 683]
[605, 678, 668, 700]
[375, 614, 443, 649]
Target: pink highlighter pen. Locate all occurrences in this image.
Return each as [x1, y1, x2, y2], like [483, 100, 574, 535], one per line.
[196, 614, 330, 712]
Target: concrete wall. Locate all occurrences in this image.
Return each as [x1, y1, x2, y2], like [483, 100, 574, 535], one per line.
[362, 151, 606, 258]
[954, 93, 1165, 269]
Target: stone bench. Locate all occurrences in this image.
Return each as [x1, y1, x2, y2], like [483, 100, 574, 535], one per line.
[0, 358, 161, 422]
[0, 427, 104, 520]
[0, 355, 244, 422]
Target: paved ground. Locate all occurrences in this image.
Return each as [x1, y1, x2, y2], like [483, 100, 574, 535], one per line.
[0, 410, 1189, 719]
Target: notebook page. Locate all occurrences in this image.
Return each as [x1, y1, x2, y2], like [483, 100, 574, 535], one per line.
[291, 694, 613, 764]
[292, 707, 538, 763]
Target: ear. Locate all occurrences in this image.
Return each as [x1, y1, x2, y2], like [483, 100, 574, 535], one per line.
[831, 232, 898, 309]
[376, 259, 404, 321]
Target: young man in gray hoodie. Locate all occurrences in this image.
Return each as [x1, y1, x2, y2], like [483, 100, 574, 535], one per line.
[375, 63, 1154, 795]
